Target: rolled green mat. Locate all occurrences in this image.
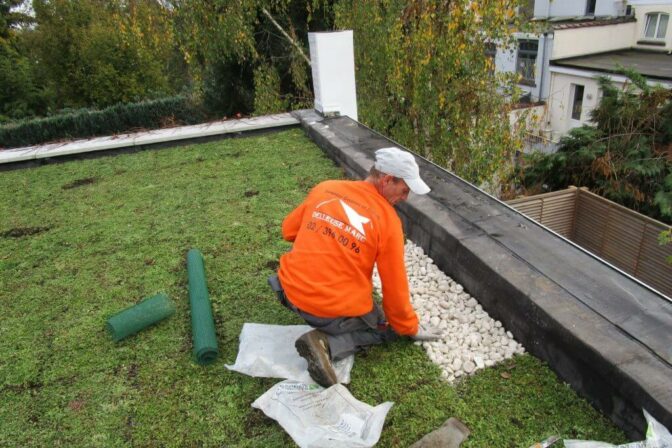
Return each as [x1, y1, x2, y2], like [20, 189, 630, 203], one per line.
[106, 293, 175, 342]
[187, 248, 219, 365]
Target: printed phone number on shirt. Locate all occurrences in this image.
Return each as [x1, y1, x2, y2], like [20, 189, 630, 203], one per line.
[306, 220, 362, 254]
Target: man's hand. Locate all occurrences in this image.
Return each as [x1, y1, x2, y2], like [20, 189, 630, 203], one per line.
[412, 324, 442, 341]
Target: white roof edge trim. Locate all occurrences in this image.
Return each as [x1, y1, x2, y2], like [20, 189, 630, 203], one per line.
[628, 0, 672, 6]
[0, 113, 300, 164]
[549, 64, 672, 88]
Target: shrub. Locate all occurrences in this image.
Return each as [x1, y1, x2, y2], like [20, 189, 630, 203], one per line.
[0, 95, 207, 149]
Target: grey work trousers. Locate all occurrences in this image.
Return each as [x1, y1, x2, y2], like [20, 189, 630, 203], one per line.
[268, 275, 398, 361]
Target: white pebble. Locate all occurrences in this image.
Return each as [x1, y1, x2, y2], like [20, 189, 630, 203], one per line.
[375, 241, 526, 384]
[452, 357, 463, 371]
[474, 356, 485, 369]
[463, 360, 476, 374]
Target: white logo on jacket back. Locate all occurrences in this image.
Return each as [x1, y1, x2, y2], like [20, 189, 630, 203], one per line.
[339, 200, 370, 235]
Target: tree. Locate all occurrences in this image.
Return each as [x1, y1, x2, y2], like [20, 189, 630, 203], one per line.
[0, 0, 32, 40]
[521, 70, 672, 224]
[3, 0, 331, 120]
[29, 0, 180, 110]
[0, 0, 45, 120]
[170, 0, 331, 116]
[334, 0, 525, 187]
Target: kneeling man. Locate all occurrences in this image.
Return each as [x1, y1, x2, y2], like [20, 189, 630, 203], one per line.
[271, 147, 440, 387]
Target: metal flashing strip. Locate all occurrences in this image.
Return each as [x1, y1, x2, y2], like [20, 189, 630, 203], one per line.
[0, 113, 300, 165]
[549, 65, 672, 88]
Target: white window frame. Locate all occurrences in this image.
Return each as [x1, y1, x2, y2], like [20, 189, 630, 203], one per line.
[643, 12, 669, 40]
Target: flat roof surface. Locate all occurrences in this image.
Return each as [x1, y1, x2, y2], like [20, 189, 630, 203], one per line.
[552, 49, 672, 81]
[547, 16, 636, 30]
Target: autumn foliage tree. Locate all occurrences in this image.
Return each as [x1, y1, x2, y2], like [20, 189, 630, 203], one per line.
[0, 0, 42, 120]
[29, 0, 180, 110]
[3, 0, 530, 191]
[170, 0, 331, 116]
[3, 0, 326, 118]
[334, 0, 525, 187]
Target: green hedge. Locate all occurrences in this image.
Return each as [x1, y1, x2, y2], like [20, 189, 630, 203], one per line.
[0, 95, 208, 149]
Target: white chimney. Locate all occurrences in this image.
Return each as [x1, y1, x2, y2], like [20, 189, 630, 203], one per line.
[308, 31, 358, 121]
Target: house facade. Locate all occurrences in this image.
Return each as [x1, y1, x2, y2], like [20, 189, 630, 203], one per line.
[495, 0, 632, 105]
[632, 0, 672, 48]
[494, 0, 672, 152]
[546, 1, 672, 143]
[534, 0, 628, 17]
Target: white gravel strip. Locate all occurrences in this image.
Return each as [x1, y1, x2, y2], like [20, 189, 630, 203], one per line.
[373, 240, 525, 383]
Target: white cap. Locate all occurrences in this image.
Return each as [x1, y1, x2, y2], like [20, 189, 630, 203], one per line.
[374, 147, 431, 195]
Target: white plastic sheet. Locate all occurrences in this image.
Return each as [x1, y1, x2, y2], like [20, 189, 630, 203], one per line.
[564, 410, 672, 448]
[225, 323, 354, 385]
[252, 380, 393, 448]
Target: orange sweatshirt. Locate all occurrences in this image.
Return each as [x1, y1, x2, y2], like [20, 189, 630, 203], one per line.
[278, 180, 419, 336]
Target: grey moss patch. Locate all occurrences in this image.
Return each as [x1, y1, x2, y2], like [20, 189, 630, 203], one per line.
[0, 129, 627, 447]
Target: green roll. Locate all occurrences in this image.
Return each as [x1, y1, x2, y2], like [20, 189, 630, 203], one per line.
[187, 248, 219, 365]
[106, 293, 175, 342]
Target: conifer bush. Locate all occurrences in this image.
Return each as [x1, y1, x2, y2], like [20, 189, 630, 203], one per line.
[0, 95, 207, 149]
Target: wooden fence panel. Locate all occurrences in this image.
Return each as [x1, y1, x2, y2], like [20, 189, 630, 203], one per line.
[508, 187, 672, 298]
[512, 200, 543, 221]
[573, 193, 610, 254]
[507, 188, 576, 238]
[636, 227, 672, 295]
[600, 209, 646, 275]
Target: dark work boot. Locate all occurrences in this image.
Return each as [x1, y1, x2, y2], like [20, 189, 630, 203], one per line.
[295, 329, 338, 388]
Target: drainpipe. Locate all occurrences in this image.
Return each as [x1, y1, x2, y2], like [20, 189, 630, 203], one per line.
[538, 32, 548, 102]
